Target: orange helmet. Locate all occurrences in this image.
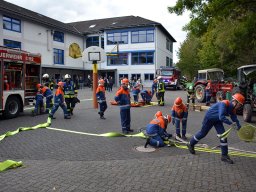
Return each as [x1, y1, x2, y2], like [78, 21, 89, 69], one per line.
[58, 81, 64, 87]
[164, 115, 172, 124]
[174, 97, 183, 106]
[122, 78, 129, 85]
[232, 93, 245, 105]
[36, 84, 42, 89]
[98, 79, 104, 85]
[154, 111, 162, 118]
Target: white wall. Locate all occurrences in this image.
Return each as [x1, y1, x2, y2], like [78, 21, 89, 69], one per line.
[155, 27, 173, 69]
[1, 14, 84, 69]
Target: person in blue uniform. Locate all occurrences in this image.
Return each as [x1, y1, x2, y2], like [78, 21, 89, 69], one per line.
[144, 111, 172, 148]
[187, 93, 245, 164]
[96, 79, 107, 119]
[115, 78, 132, 134]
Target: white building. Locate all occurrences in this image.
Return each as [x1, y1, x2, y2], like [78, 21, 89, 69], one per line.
[0, 0, 176, 87]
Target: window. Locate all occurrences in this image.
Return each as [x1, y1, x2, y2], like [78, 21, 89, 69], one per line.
[3, 16, 21, 32]
[53, 49, 64, 64]
[131, 51, 154, 65]
[131, 30, 154, 43]
[107, 32, 128, 45]
[86, 36, 99, 48]
[107, 53, 128, 66]
[144, 73, 154, 81]
[4, 39, 21, 49]
[166, 57, 170, 67]
[131, 74, 141, 81]
[4, 62, 23, 90]
[170, 58, 173, 66]
[166, 38, 173, 52]
[53, 31, 64, 42]
[119, 74, 128, 79]
[101, 36, 104, 49]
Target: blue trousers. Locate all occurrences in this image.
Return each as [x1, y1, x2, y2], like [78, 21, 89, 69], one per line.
[120, 108, 131, 131]
[149, 135, 165, 147]
[133, 94, 139, 102]
[49, 103, 69, 117]
[174, 118, 187, 136]
[45, 95, 53, 112]
[99, 101, 107, 113]
[189, 119, 228, 155]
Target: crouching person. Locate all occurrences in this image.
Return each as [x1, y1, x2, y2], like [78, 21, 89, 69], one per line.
[140, 89, 152, 105]
[144, 111, 172, 148]
[49, 82, 71, 119]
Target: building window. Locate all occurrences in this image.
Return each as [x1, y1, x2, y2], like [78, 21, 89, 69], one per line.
[131, 74, 141, 81]
[170, 58, 173, 66]
[53, 31, 64, 42]
[107, 32, 128, 45]
[131, 30, 154, 43]
[131, 51, 154, 65]
[3, 16, 21, 32]
[144, 73, 154, 81]
[166, 38, 173, 52]
[53, 49, 64, 64]
[166, 57, 173, 67]
[166, 57, 170, 67]
[4, 39, 21, 49]
[107, 53, 128, 66]
[86, 36, 99, 48]
[101, 36, 104, 49]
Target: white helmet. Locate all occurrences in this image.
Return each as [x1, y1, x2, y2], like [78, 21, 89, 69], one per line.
[157, 76, 162, 80]
[43, 74, 49, 78]
[64, 74, 71, 79]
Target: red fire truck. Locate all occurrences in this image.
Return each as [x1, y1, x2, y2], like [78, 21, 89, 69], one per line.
[0, 46, 41, 119]
[156, 66, 182, 90]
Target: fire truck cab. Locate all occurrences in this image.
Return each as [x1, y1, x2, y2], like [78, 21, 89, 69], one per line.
[0, 46, 41, 119]
[156, 66, 181, 90]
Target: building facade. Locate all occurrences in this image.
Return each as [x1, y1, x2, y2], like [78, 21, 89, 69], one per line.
[0, 0, 176, 87]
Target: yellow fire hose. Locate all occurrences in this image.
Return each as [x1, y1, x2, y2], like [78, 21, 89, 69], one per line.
[0, 118, 255, 171]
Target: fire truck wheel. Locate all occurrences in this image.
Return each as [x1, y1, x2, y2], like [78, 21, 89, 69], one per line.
[3, 96, 21, 119]
[243, 104, 252, 122]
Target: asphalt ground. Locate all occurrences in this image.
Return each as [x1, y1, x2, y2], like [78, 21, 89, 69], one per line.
[0, 87, 256, 192]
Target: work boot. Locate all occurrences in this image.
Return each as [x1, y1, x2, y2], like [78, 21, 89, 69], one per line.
[122, 130, 129, 134]
[144, 138, 150, 148]
[128, 129, 134, 132]
[182, 135, 187, 140]
[64, 115, 71, 119]
[176, 134, 181, 139]
[48, 115, 56, 119]
[221, 155, 234, 164]
[100, 116, 106, 119]
[187, 143, 195, 154]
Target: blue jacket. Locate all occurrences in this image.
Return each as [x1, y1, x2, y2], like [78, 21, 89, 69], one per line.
[204, 101, 240, 127]
[54, 88, 65, 104]
[96, 85, 106, 101]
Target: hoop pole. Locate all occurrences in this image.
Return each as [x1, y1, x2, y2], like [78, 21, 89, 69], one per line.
[92, 61, 98, 109]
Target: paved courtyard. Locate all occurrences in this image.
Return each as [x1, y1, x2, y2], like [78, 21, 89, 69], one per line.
[0, 87, 255, 192]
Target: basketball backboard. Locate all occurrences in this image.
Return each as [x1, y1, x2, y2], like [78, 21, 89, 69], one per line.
[82, 46, 106, 64]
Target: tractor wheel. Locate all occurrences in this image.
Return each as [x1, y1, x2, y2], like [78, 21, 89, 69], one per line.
[216, 91, 225, 102]
[243, 104, 252, 122]
[195, 84, 206, 103]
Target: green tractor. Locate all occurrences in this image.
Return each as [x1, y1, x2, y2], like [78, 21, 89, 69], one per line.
[232, 65, 256, 122]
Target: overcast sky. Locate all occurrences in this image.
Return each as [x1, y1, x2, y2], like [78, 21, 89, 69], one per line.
[5, 0, 190, 63]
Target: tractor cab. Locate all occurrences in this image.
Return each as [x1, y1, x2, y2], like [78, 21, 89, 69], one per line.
[235, 64, 256, 122]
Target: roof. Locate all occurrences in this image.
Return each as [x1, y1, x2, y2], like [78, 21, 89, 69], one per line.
[1, 1, 176, 42]
[0, 0, 82, 35]
[69, 16, 176, 42]
[237, 64, 256, 70]
[198, 68, 224, 73]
